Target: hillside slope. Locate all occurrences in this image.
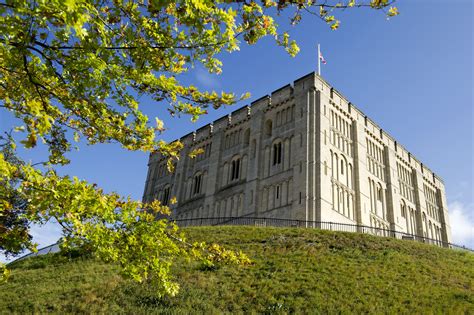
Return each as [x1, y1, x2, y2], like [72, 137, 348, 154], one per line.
[1, 226, 473, 313]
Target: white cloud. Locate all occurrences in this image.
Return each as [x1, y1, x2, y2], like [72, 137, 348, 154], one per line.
[195, 67, 220, 89]
[448, 201, 474, 249]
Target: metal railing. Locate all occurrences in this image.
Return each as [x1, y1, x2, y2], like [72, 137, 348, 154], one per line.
[6, 217, 471, 265]
[173, 216, 473, 252]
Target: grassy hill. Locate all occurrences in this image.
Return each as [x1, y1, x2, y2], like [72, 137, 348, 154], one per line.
[1, 226, 473, 314]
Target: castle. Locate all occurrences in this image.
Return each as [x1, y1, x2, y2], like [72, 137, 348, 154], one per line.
[142, 72, 452, 244]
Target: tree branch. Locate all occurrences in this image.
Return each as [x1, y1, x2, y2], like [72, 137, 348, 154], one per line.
[22, 54, 48, 108]
[26, 45, 67, 85]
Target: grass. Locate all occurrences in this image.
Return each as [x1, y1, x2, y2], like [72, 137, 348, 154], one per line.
[1, 226, 473, 314]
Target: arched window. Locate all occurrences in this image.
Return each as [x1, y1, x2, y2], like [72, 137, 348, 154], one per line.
[272, 141, 282, 165]
[377, 185, 383, 201]
[230, 157, 241, 181]
[162, 185, 171, 206]
[265, 119, 273, 137]
[193, 173, 203, 195]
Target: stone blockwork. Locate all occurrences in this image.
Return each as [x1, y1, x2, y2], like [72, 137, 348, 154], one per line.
[143, 72, 452, 244]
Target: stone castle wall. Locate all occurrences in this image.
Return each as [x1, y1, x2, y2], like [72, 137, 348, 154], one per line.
[143, 72, 451, 244]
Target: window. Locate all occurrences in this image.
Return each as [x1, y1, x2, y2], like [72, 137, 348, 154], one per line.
[341, 160, 344, 175]
[162, 186, 171, 206]
[401, 202, 406, 218]
[377, 186, 383, 201]
[276, 185, 280, 199]
[193, 173, 202, 195]
[231, 158, 240, 181]
[273, 142, 282, 165]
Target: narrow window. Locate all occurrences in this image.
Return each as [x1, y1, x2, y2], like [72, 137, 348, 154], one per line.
[235, 159, 240, 179]
[231, 158, 241, 181]
[162, 186, 171, 206]
[193, 174, 202, 195]
[278, 142, 282, 164]
[231, 161, 235, 180]
[276, 185, 280, 199]
[273, 142, 282, 165]
[273, 144, 278, 165]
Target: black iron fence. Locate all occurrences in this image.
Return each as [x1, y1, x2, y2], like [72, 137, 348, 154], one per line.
[173, 216, 473, 252]
[6, 216, 471, 265]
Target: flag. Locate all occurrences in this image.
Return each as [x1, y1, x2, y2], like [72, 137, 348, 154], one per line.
[319, 51, 327, 64]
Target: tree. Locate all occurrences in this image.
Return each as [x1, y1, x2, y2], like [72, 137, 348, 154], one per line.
[0, 133, 32, 258]
[0, 0, 397, 295]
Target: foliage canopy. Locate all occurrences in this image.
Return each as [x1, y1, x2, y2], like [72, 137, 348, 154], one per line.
[0, 0, 397, 295]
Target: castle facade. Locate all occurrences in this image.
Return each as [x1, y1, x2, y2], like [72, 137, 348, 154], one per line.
[142, 72, 452, 244]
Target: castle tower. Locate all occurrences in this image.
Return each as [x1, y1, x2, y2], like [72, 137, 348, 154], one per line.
[143, 72, 452, 245]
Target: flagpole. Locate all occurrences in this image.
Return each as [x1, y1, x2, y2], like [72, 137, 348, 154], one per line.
[317, 43, 321, 76]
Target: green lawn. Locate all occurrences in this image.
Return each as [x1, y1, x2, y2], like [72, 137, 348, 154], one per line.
[1, 226, 473, 314]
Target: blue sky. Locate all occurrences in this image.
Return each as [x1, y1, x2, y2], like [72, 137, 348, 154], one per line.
[1, 0, 472, 261]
